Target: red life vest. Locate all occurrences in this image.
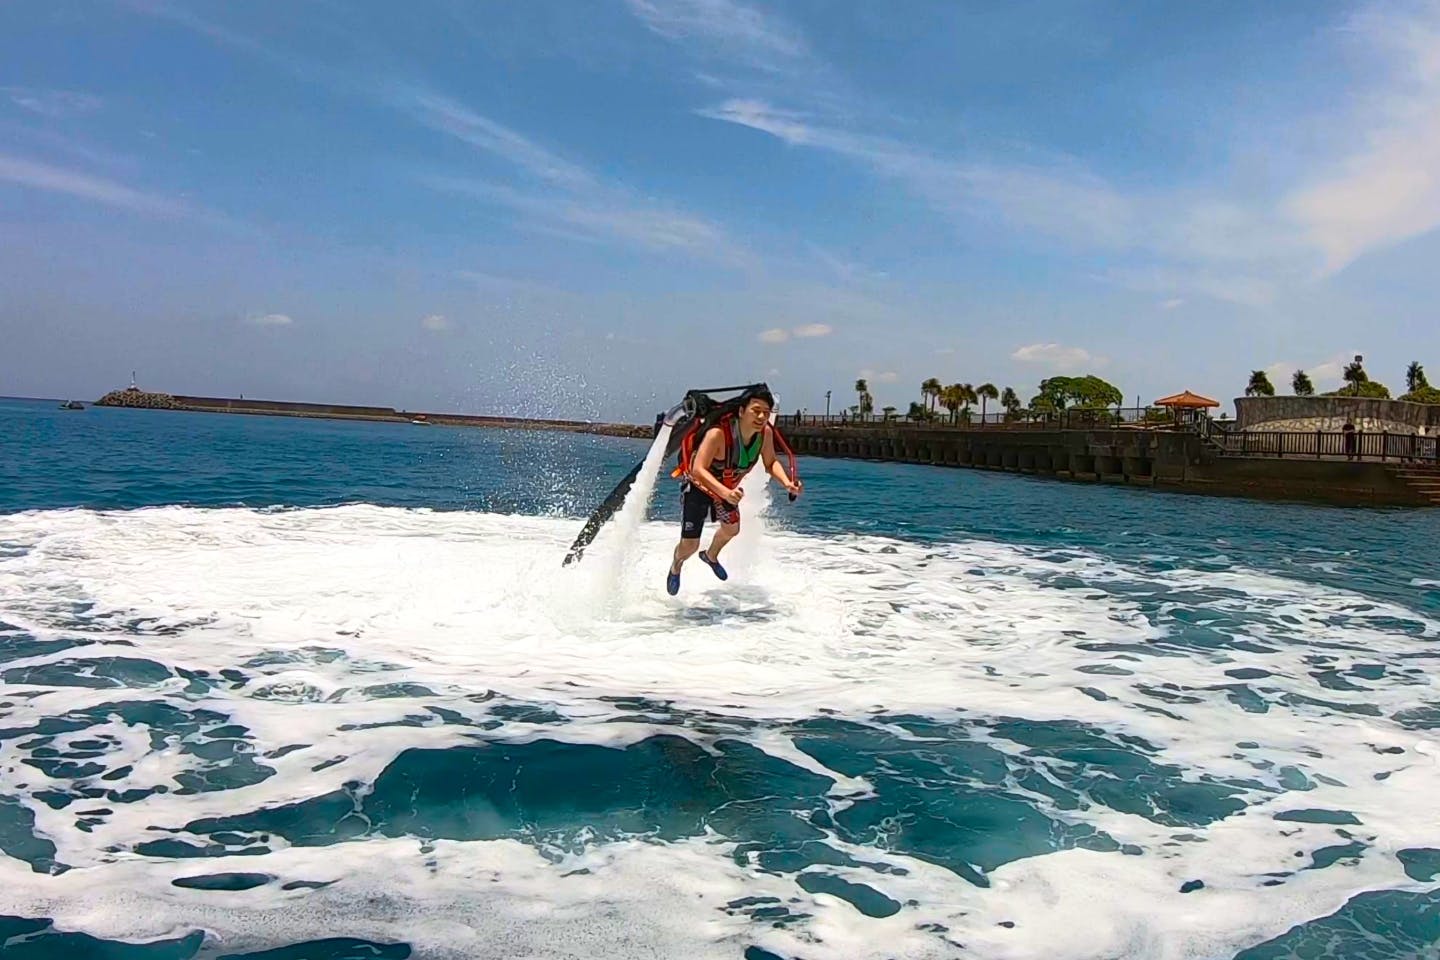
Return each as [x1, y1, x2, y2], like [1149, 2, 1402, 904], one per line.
[671, 413, 798, 492]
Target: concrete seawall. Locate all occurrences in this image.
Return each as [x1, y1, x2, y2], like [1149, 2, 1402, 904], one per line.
[1235, 396, 1440, 433]
[95, 388, 651, 438]
[781, 422, 1428, 507]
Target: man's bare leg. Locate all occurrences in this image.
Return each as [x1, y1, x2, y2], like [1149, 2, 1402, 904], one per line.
[671, 536, 700, 574]
[704, 522, 740, 562]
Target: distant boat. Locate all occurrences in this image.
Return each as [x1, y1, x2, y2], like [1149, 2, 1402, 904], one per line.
[59, 400, 85, 410]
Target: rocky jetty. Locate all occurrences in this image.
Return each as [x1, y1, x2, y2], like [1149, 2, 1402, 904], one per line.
[95, 386, 181, 409]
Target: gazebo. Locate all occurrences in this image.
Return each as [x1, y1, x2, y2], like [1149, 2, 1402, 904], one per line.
[1154, 390, 1219, 427]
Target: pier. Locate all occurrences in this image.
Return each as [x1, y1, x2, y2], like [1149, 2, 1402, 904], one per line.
[778, 417, 1439, 507]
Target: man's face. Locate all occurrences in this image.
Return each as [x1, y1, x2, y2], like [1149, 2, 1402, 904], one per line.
[743, 399, 772, 430]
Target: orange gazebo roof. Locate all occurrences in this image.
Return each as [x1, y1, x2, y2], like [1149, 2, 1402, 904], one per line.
[1154, 390, 1219, 409]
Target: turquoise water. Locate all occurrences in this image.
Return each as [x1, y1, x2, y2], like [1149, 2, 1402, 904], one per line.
[1, 396, 1438, 959]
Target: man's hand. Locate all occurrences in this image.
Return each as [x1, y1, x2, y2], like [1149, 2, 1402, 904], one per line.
[721, 485, 745, 505]
[785, 479, 803, 498]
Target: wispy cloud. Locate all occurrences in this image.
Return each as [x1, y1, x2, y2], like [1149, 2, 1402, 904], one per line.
[688, 2, 1440, 298]
[1161, 298, 1185, 310]
[1012, 342, 1105, 371]
[624, 0, 808, 67]
[1281, 4, 1440, 273]
[425, 176, 739, 260]
[246, 313, 293, 327]
[792, 322, 832, 338]
[1265, 350, 1360, 392]
[1099, 266, 1277, 308]
[421, 314, 450, 331]
[755, 321, 836, 344]
[0, 153, 185, 215]
[2, 87, 103, 118]
[859, 369, 898, 383]
[123, 3, 743, 266]
[701, 98, 1138, 252]
[393, 88, 595, 189]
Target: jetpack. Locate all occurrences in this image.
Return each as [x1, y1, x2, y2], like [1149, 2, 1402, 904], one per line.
[561, 382, 798, 566]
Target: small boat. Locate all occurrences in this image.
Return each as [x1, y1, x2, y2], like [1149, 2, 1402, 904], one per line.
[59, 400, 85, 410]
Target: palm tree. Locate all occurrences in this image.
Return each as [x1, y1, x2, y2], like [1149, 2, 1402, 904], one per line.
[854, 379, 868, 420]
[1407, 361, 1428, 394]
[1000, 386, 1021, 421]
[859, 390, 874, 420]
[939, 384, 962, 423]
[921, 378, 942, 414]
[907, 401, 928, 421]
[1292, 370, 1314, 396]
[954, 383, 975, 421]
[976, 383, 999, 424]
[1245, 370, 1275, 397]
[1342, 355, 1367, 395]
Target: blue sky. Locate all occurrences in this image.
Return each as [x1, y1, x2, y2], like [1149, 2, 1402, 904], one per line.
[3, 0, 1439, 419]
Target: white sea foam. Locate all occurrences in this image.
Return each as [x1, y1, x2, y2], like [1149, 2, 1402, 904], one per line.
[0, 499, 1438, 958]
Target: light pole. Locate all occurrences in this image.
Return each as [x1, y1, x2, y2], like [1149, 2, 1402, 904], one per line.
[825, 390, 831, 418]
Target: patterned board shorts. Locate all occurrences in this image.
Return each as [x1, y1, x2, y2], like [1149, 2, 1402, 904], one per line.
[680, 482, 740, 538]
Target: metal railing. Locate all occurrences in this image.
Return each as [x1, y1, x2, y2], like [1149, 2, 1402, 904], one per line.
[779, 406, 1174, 430]
[779, 408, 1439, 464]
[1208, 427, 1440, 462]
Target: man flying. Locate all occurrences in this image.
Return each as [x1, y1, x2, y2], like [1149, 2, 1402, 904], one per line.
[667, 387, 802, 595]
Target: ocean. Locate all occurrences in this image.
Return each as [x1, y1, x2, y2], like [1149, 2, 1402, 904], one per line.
[1, 396, 1438, 960]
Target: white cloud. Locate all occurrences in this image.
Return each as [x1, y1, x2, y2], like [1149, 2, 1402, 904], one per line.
[702, 99, 1137, 251]
[425, 177, 740, 262]
[421, 314, 449, 331]
[859, 369, 898, 383]
[247, 313, 293, 327]
[1101, 266, 1277, 308]
[1161, 298, 1185, 310]
[1283, 5, 1440, 273]
[624, 0, 808, 67]
[2, 87, 102, 118]
[1011, 342, 1104, 370]
[792, 322, 832, 338]
[755, 322, 835, 344]
[1265, 350, 1360, 392]
[694, 3, 1440, 297]
[396, 89, 594, 189]
[0, 153, 185, 216]
[120, 6, 740, 266]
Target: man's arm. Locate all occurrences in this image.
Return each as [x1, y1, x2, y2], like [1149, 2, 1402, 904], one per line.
[761, 427, 800, 493]
[689, 428, 735, 501]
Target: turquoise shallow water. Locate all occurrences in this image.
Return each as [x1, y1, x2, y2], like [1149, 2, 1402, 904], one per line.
[1, 397, 1438, 959]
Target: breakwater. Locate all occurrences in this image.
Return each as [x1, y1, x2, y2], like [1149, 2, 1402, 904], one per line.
[88, 388, 1436, 506]
[780, 421, 1435, 507]
[93, 387, 651, 438]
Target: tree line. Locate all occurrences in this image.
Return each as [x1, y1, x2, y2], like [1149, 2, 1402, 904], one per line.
[846, 374, 1125, 423]
[1245, 357, 1439, 404]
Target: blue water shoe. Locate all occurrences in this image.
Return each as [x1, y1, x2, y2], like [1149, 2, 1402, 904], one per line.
[698, 550, 729, 581]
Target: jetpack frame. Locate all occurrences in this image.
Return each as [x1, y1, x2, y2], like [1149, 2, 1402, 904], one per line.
[561, 382, 798, 566]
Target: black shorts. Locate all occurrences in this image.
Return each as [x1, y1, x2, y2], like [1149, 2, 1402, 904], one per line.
[680, 483, 740, 539]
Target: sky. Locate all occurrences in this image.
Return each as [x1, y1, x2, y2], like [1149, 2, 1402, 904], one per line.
[2, 0, 1439, 420]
